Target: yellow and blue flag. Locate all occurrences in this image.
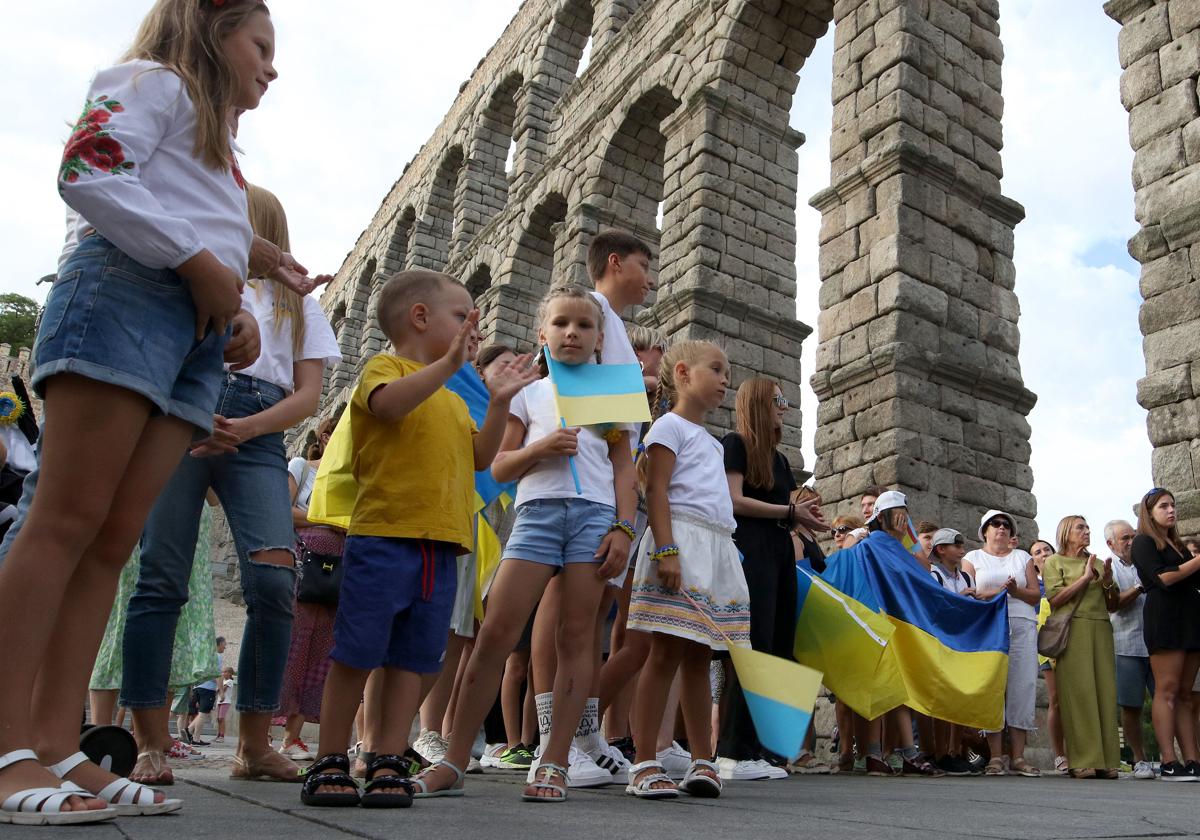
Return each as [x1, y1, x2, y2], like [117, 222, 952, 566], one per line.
[727, 645, 823, 760]
[544, 354, 651, 427]
[795, 531, 1009, 730]
[445, 363, 516, 509]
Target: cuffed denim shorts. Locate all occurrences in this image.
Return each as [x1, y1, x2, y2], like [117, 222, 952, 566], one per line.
[503, 497, 615, 567]
[34, 234, 227, 432]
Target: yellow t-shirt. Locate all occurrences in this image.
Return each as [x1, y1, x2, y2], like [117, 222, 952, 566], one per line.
[348, 354, 476, 551]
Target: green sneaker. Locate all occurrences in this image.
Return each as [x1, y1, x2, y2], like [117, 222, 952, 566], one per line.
[852, 755, 867, 774]
[885, 752, 903, 773]
[497, 745, 533, 770]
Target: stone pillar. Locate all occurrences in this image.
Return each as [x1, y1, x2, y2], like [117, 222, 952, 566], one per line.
[1107, 0, 1200, 534]
[810, 0, 1037, 536]
[646, 85, 810, 462]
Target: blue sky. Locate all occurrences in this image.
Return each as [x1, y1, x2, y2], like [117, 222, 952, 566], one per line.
[3, 0, 1148, 553]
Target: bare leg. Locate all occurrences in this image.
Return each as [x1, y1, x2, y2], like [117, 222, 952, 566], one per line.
[283, 713, 305, 747]
[361, 667, 426, 798]
[678, 642, 714, 759]
[443, 638, 473, 736]
[311, 662, 372, 795]
[1151, 650, 1186, 765]
[631, 633, 685, 791]
[657, 671, 681, 752]
[501, 650, 529, 746]
[419, 632, 467, 734]
[89, 690, 118, 726]
[1175, 653, 1200, 763]
[1121, 706, 1146, 763]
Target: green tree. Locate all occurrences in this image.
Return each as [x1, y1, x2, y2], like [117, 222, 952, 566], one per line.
[0, 294, 40, 352]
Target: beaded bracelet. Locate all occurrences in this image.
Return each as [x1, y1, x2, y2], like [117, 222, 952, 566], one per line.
[651, 544, 680, 560]
[610, 519, 637, 540]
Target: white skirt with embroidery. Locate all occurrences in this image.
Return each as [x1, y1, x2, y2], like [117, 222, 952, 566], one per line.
[627, 512, 751, 650]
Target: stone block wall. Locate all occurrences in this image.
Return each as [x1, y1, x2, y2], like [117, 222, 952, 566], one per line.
[1108, 0, 1200, 536]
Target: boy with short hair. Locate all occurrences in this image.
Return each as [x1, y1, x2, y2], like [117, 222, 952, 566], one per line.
[587, 229, 654, 369]
[302, 270, 536, 808]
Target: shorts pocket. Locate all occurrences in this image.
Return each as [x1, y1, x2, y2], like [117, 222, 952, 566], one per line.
[104, 263, 186, 296]
[34, 269, 82, 345]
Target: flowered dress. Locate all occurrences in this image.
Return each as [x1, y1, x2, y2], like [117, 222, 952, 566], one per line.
[90, 504, 220, 693]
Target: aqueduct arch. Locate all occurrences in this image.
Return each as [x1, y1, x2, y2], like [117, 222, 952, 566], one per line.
[305, 0, 1043, 540]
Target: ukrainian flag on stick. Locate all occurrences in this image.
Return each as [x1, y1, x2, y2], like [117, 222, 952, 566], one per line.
[727, 645, 824, 761]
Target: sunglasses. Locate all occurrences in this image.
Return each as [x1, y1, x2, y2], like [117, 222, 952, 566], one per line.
[833, 525, 852, 535]
[772, 394, 789, 409]
[987, 519, 1013, 531]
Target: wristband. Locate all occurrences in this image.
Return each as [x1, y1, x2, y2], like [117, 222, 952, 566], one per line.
[610, 519, 637, 540]
[651, 544, 680, 560]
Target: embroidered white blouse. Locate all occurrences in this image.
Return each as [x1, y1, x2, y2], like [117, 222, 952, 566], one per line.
[57, 59, 252, 277]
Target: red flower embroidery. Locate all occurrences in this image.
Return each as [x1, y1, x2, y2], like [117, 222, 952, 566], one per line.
[230, 155, 246, 190]
[59, 95, 134, 184]
[84, 108, 110, 127]
[81, 136, 125, 171]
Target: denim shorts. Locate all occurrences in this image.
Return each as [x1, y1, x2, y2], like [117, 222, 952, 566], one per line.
[1116, 654, 1155, 707]
[331, 536, 457, 673]
[503, 497, 615, 567]
[34, 234, 227, 432]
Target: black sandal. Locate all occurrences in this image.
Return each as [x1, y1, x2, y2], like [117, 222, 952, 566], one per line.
[362, 754, 415, 809]
[300, 753, 361, 807]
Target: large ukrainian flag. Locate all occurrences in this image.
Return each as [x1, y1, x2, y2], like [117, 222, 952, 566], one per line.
[795, 531, 1009, 731]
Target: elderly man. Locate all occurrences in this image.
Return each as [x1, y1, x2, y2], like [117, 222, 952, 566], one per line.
[1106, 519, 1155, 780]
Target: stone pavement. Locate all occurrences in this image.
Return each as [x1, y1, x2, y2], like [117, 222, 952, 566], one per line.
[9, 749, 1200, 839]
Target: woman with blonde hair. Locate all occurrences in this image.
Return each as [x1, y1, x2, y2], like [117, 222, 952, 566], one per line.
[1042, 515, 1119, 778]
[1132, 488, 1200, 780]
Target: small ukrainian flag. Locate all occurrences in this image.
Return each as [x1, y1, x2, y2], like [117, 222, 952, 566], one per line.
[544, 354, 651, 427]
[728, 646, 824, 761]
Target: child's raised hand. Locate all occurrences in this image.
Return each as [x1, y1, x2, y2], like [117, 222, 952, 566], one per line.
[442, 310, 480, 369]
[486, 353, 539, 402]
[595, 529, 632, 579]
[539, 427, 579, 457]
[656, 553, 682, 591]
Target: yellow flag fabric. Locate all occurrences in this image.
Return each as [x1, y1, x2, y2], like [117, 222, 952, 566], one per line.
[306, 408, 355, 531]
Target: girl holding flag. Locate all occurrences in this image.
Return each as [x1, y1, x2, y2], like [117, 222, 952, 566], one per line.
[413, 284, 637, 802]
[625, 340, 752, 800]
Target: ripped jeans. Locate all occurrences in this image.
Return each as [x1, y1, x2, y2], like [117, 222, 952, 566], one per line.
[121, 373, 297, 713]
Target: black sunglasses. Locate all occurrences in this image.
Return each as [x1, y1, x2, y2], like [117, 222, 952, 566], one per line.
[833, 525, 852, 535]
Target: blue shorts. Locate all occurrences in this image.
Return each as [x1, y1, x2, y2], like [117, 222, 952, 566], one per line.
[34, 234, 226, 432]
[1115, 654, 1155, 707]
[503, 497, 615, 567]
[331, 536, 457, 673]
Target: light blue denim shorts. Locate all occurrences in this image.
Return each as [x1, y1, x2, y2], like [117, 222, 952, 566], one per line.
[34, 234, 227, 432]
[503, 497, 615, 567]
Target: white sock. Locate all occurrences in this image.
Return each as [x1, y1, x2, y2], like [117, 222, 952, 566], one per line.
[573, 697, 604, 752]
[535, 692, 553, 753]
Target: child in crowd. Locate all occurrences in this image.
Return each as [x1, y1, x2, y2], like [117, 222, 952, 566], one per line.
[929, 529, 973, 595]
[413, 284, 637, 802]
[0, 0, 276, 824]
[625, 340, 750, 800]
[216, 667, 236, 743]
[300, 270, 535, 808]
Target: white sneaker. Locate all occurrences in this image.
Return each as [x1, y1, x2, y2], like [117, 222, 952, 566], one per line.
[1133, 760, 1156, 780]
[716, 756, 772, 780]
[588, 741, 631, 784]
[656, 741, 692, 780]
[526, 744, 613, 787]
[278, 741, 314, 761]
[757, 759, 789, 780]
[480, 742, 506, 770]
[412, 728, 448, 764]
[466, 756, 483, 774]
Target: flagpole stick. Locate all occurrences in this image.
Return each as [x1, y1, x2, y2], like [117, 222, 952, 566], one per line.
[561, 417, 582, 495]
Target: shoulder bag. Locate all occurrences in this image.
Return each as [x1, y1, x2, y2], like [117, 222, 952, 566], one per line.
[294, 462, 344, 605]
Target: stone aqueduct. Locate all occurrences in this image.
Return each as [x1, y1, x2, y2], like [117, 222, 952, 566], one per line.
[301, 0, 1200, 540]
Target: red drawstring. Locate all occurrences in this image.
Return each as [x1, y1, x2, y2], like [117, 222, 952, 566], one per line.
[420, 541, 435, 602]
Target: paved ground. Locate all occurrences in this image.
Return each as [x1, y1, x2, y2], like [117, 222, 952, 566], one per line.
[8, 745, 1200, 839]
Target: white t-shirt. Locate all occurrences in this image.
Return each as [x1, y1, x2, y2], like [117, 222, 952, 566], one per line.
[964, 548, 1037, 620]
[58, 60, 252, 276]
[287, 456, 317, 512]
[231, 280, 341, 391]
[0, 426, 36, 473]
[509, 379, 615, 507]
[643, 412, 735, 530]
[931, 563, 973, 596]
[591, 290, 637, 366]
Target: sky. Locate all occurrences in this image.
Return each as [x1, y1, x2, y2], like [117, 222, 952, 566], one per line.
[2, 1, 1148, 554]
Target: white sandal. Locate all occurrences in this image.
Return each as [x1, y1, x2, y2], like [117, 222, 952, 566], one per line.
[49, 751, 182, 816]
[522, 761, 569, 802]
[0, 749, 116, 826]
[681, 759, 722, 798]
[624, 761, 678, 799]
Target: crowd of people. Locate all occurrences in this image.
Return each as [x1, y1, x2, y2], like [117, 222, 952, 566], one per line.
[1, 0, 1200, 827]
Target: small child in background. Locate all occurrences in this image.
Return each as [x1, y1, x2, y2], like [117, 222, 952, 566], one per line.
[216, 667, 236, 743]
[929, 529, 973, 596]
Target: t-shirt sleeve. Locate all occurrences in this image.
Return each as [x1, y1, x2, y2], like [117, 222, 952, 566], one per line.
[644, 414, 685, 455]
[298, 294, 342, 366]
[58, 62, 206, 269]
[353, 355, 401, 416]
[1042, 555, 1068, 600]
[722, 432, 748, 474]
[287, 456, 307, 488]
[510, 383, 532, 427]
[1132, 534, 1177, 589]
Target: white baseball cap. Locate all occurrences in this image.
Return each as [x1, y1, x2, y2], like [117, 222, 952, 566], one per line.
[866, 490, 907, 523]
[930, 528, 964, 548]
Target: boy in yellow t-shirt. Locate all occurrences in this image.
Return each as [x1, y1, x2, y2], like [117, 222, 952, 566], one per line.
[304, 270, 535, 808]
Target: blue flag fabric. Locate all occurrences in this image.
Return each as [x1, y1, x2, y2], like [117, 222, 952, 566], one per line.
[445, 363, 516, 508]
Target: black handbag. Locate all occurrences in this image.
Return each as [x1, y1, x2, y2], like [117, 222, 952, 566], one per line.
[296, 539, 343, 605]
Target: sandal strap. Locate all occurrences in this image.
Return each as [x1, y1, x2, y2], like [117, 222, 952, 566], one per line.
[309, 753, 351, 776]
[3, 786, 92, 815]
[534, 761, 568, 781]
[364, 775, 415, 794]
[0, 749, 39, 773]
[302, 771, 358, 796]
[437, 759, 466, 782]
[46, 751, 89, 779]
[365, 753, 410, 782]
[627, 760, 667, 775]
[98, 778, 157, 806]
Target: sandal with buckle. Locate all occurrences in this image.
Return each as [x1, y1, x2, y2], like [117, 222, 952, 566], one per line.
[624, 761, 677, 799]
[48, 751, 181, 816]
[523, 761, 569, 802]
[681, 759, 721, 798]
[0, 749, 116, 826]
[361, 754, 414, 809]
[984, 757, 1006, 776]
[1010, 757, 1041, 778]
[411, 760, 465, 798]
[300, 754, 360, 807]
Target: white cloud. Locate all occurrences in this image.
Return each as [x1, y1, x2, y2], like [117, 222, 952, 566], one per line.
[3, 1, 1156, 551]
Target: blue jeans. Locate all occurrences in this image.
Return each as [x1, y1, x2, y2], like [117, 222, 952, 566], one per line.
[121, 373, 297, 712]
